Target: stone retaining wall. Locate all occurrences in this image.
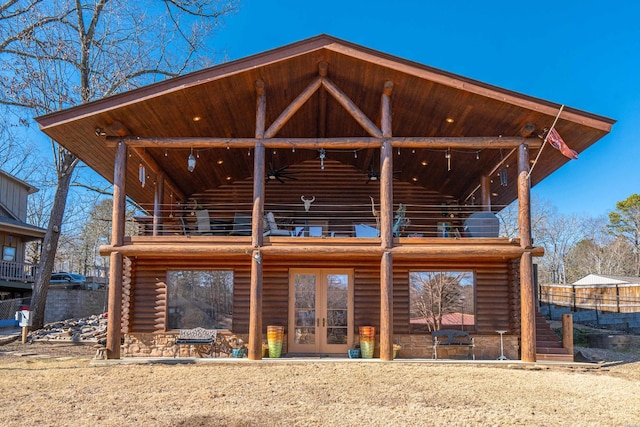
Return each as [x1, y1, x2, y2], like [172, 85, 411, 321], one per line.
[541, 303, 640, 332]
[44, 289, 107, 324]
[392, 334, 518, 360]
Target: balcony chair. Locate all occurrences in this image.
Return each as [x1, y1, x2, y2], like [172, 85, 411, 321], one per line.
[195, 209, 213, 235]
[229, 213, 252, 236]
[264, 211, 291, 236]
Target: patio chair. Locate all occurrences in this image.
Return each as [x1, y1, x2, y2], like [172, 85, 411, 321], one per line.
[229, 213, 252, 236]
[264, 212, 290, 236]
[195, 209, 213, 235]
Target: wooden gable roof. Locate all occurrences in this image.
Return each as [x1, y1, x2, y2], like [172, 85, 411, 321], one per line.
[35, 34, 614, 209]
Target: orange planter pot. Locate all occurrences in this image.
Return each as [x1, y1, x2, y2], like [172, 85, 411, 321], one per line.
[359, 326, 376, 358]
[267, 325, 284, 358]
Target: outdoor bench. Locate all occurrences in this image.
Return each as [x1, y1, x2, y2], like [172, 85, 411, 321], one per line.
[432, 329, 475, 360]
[173, 327, 232, 358]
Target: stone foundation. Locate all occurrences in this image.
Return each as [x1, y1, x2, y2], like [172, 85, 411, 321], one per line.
[123, 332, 266, 358]
[123, 332, 519, 360]
[369, 334, 519, 360]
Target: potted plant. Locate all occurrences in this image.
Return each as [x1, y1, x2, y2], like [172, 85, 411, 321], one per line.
[348, 345, 361, 358]
[393, 344, 401, 359]
[228, 335, 246, 358]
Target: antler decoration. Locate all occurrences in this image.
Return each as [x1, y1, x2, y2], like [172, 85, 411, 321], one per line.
[301, 196, 315, 212]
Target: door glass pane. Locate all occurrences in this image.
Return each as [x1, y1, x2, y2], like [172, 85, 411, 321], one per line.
[294, 274, 316, 345]
[326, 274, 348, 344]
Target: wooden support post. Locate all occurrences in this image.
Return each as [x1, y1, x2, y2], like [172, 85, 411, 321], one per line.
[380, 251, 393, 361]
[106, 140, 127, 359]
[111, 141, 127, 247]
[248, 81, 266, 360]
[562, 313, 573, 357]
[248, 250, 263, 360]
[379, 82, 394, 360]
[106, 252, 123, 359]
[380, 148, 393, 245]
[152, 172, 164, 236]
[480, 175, 491, 210]
[518, 143, 536, 362]
[318, 62, 328, 138]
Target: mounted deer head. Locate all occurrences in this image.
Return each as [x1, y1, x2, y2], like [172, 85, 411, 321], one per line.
[301, 196, 315, 212]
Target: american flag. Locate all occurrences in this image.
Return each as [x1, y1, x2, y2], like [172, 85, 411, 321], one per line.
[547, 127, 578, 160]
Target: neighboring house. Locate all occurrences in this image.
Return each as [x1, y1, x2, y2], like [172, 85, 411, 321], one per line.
[0, 170, 46, 299]
[540, 274, 640, 313]
[35, 35, 614, 361]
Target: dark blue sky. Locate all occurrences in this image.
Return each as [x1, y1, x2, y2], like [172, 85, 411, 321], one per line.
[212, 0, 639, 217]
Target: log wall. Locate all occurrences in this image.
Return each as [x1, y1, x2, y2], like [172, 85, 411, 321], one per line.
[128, 255, 519, 337]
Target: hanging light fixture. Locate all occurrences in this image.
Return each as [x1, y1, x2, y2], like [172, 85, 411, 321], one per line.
[319, 148, 326, 170]
[138, 163, 146, 187]
[187, 148, 196, 172]
[445, 148, 451, 171]
[499, 167, 508, 186]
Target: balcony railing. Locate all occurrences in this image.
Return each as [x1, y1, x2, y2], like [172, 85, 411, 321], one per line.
[0, 260, 39, 283]
[132, 202, 507, 239]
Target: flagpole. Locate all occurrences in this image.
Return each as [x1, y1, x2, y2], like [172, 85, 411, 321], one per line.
[528, 104, 564, 178]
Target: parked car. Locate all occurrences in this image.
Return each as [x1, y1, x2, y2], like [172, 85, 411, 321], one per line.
[50, 272, 86, 288]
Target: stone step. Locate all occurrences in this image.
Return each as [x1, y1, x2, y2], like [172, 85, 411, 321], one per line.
[536, 352, 574, 362]
[536, 346, 571, 354]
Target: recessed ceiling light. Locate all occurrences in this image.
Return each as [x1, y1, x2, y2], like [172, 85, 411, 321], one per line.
[192, 116, 202, 122]
[217, 160, 224, 165]
[226, 176, 232, 181]
[421, 160, 428, 166]
[491, 192, 499, 197]
[412, 177, 418, 182]
[445, 117, 455, 123]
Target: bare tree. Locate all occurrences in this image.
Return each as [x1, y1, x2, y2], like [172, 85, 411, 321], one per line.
[536, 212, 587, 284]
[0, 0, 238, 328]
[566, 216, 635, 281]
[497, 194, 555, 241]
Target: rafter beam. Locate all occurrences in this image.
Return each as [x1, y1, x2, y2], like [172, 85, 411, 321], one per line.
[107, 136, 541, 150]
[264, 76, 322, 138]
[321, 77, 383, 138]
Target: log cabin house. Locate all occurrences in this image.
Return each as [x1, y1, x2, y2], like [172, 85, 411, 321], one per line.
[35, 35, 614, 361]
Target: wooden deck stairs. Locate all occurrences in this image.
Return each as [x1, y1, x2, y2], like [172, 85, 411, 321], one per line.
[535, 309, 574, 362]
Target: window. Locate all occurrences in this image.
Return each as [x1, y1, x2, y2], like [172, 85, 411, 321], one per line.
[166, 270, 233, 330]
[3, 246, 16, 262]
[409, 271, 475, 332]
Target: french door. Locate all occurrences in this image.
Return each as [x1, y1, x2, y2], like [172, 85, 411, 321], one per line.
[288, 269, 353, 354]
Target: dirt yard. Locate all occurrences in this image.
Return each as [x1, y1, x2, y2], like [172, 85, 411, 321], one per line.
[0, 338, 639, 427]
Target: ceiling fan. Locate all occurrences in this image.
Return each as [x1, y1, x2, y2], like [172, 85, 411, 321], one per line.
[266, 163, 299, 184]
[366, 162, 401, 184]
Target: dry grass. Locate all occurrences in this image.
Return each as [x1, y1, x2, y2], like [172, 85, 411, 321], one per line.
[0, 341, 639, 427]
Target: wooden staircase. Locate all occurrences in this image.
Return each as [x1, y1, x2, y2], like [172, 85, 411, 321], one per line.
[535, 309, 574, 362]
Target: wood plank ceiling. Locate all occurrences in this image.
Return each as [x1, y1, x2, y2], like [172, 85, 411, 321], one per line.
[36, 35, 614, 211]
